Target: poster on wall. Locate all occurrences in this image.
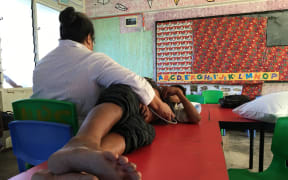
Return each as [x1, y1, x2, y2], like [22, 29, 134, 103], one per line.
[170, 84, 243, 96]
[192, 84, 243, 96]
[156, 20, 194, 82]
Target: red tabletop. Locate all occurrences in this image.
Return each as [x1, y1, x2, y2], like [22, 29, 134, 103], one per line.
[9, 105, 229, 180]
[127, 124, 227, 180]
[203, 104, 258, 123]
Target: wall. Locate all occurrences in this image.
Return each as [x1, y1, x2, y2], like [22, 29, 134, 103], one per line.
[261, 82, 288, 95]
[92, 17, 154, 77]
[88, 0, 288, 98]
[87, 0, 288, 18]
[38, 0, 85, 12]
[0, 88, 33, 112]
[87, 0, 288, 78]
[87, 0, 288, 31]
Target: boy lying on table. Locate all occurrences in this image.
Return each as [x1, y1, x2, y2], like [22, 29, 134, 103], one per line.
[32, 81, 200, 180]
[161, 84, 201, 124]
[32, 83, 171, 180]
[143, 78, 201, 124]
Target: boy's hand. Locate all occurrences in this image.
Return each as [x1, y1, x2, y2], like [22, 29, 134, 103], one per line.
[161, 86, 183, 98]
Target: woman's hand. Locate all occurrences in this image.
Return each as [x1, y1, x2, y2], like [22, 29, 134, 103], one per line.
[148, 96, 175, 122]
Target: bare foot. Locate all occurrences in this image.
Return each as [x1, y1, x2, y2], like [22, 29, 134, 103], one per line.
[47, 147, 141, 180]
[32, 169, 99, 180]
[116, 156, 142, 180]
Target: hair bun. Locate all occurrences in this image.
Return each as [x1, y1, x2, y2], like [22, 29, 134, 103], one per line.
[59, 7, 77, 26]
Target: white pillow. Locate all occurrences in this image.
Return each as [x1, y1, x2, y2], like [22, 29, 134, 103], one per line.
[232, 91, 288, 123]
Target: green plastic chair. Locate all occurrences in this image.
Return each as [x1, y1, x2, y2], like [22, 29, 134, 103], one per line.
[202, 90, 223, 104]
[186, 94, 205, 104]
[228, 117, 288, 180]
[12, 99, 79, 135]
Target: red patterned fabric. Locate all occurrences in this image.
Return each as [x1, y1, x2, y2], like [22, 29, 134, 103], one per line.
[192, 17, 267, 84]
[265, 47, 288, 80]
[242, 83, 263, 100]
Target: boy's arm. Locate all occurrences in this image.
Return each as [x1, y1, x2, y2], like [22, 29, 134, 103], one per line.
[176, 91, 201, 124]
[162, 86, 201, 123]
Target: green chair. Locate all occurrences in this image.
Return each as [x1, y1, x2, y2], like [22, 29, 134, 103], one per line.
[228, 117, 288, 180]
[186, 94, 205, 104]
[202, 90, 223, 104]
[12, 99, 79, 135]
[202, 90, 225, 135]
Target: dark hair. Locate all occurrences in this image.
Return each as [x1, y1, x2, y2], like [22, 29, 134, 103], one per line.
[144, 77, 161, 95]
[171, 85, 186, 96]
[59, 7, 95, 43]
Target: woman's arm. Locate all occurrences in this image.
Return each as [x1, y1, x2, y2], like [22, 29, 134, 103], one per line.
[90, 53, 174, 121]
[148, 95, 175, 122]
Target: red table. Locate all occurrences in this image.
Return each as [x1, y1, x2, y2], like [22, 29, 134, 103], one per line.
[9, 123, 228, 180]
[13, 104, 271, 180]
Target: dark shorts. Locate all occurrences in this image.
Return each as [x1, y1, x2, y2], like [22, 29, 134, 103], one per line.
[96, 84, 155, 154]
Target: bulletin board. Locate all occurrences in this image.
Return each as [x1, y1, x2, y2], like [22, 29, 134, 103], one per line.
[156, 15, 288, 99]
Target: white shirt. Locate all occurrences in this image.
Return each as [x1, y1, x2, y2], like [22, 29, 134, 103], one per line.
[32, 40, 155, 122]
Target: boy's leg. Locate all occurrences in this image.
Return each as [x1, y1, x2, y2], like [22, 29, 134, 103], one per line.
[101, 132, 126, 156]
[68, 103, 124, 149]
[47, 103, 140, 180]
[38, 84, 153, 180]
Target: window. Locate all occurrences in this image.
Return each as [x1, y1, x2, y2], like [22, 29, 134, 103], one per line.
[0, 1, 60, 88]
[36, 3, 60, 60]
[0, 0, 34, 88]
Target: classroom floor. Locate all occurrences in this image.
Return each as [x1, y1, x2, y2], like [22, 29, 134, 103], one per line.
[222, 130, 273, 172]
[0, 130, 273, 180]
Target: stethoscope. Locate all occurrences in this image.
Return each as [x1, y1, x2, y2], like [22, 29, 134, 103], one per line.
[149, 108, 178, 125]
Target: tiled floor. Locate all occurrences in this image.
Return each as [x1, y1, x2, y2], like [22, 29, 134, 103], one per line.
[0, 130, 273, 180]
[223, 130, 273, 172]
[0, 148, 18, 180]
